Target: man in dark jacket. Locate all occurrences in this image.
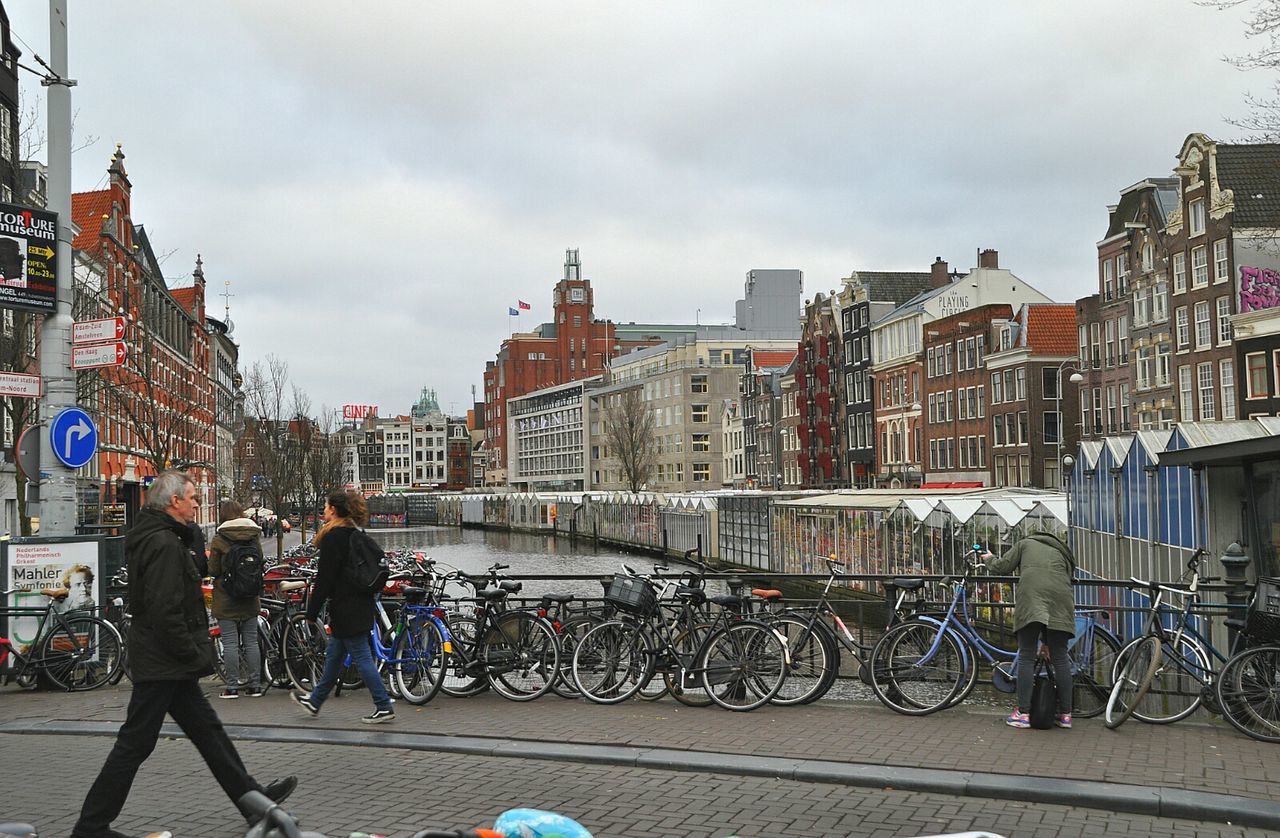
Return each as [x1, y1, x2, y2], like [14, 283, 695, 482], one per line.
[71, 471, 297, 838]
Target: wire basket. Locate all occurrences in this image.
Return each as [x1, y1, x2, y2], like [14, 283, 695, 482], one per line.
[604, 574, 658, 617]
[1246, 576, 1280, 643]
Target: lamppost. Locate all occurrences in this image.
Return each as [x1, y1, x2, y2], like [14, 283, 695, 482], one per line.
[894, 402, 922, 487]
[1053, 363, 1085, 490]
[1062, 454, 1076, 550]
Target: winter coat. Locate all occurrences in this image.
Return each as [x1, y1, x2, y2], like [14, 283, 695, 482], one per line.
[207, 517, 264, 621]
[305, 525, 375, 638]
[125, 507, 216, 681]
[986, 532, 1078, 637]
[188, 522, 209, 578]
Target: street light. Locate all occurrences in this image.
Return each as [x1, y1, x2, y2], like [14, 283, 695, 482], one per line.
[1053, 364, 1085, 490]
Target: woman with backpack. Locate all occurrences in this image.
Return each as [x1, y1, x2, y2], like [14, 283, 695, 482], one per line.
[291, 490, 395, 724]
[208, 499, 266, 699]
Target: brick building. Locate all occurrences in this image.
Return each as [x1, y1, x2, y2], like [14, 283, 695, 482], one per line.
[922, 305, 1004, 487]
[793, 290, 845, 489]
[742, 347, 796, 489]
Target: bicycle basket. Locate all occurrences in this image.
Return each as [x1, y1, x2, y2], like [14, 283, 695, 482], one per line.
[604, 574, 658, 617]
[1247, 576, 1280, 643]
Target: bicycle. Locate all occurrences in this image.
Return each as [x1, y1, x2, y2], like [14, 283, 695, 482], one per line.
[0, 587, 123, 691]
[571, 564, 789, 711]
[1104, 548, 1240, 729]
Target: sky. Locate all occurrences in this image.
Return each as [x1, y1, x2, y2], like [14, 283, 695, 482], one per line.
[5, 1, 1271, 419]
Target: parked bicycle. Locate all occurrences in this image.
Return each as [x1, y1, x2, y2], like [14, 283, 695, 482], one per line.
[0, 586, 123, 691]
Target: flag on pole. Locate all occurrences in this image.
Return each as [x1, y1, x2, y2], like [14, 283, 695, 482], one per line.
[518, 300, 531, 310]
[508, 307, 519, 316]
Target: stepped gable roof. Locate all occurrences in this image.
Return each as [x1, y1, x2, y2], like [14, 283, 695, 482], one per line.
[71, 189, 112, 252]
[751, 349, 797, 371]
[1217, 143, 1280, 227]
[1024, 304, 1077, 355]
[854, 271, 935, 306]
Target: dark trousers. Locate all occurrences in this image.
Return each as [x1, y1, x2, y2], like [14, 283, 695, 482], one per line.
[1015, 622, 1073, 714]
[72, 679, 261, 836]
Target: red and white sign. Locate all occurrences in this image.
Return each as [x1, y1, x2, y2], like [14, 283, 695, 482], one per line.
[0, 371, 40, 398]
[71, 341, 127, 370]
[343, 404, 378, 420]
[72, 317, 126, 345]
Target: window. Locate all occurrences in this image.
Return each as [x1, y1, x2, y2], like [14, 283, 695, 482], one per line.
[1043, 410, 1060, 444]
[1103, 259, 1114, 300]
[994, 415, 1006, 446]
[1221, 359, 1236, 419]
[1176, 307, 1189, 350]
[1214, 239, 1229, 284]
[1078, 325, 1087, 365]
[1189, 199, 1206, 236]
[1134, 288, 1151, 326]
[1120, 382, 1130, 430]
[690, 374, 708, 393]
[1198, 363, 1216, 421]
[1107, 386, 1117, 433]
[1105, 319, 1116, 367]
[1136, 347, 1153, 389]
[1216, 297, 1232, 344]
[1142, 242, 1154, 272]
[1117, 252, 1129, 292]
[1016, 368, 1026, 401]
[1248, 352, 1269, 399]
[691, 404, 709, 423]
[1042, 367, 1059, 399]
[1194, 301, 1211, 349]
[691, 433, 711, 452]
[992, 372, 1004, 404]
[1018, 411, 1028, 445]
[1156, 342, 1171, 386]
[1154, 282, 1169, 322]
[692, 463, 710, 482]
[1192, 245, 1208, 288]
[1173, 253, 1186, 294]
[1179, 365, 1195, 421]
[1090, 323, 1101, 367]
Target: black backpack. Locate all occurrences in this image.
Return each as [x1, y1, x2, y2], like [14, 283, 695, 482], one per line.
[345, 529, 390, 594]
[220, 538, 265, 599]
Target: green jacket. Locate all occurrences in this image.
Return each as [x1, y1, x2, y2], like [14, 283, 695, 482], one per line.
[207, 517, 264, 620]
[986, 532, 1077, 636]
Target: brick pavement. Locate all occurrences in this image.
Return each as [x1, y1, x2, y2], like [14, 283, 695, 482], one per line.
[3, 682, 1275, 804]
[0, 733, 1273, 838]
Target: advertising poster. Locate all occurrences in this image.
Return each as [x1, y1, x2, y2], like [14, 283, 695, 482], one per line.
[2, 538, 102, 655]
[0, 202, 57, 314]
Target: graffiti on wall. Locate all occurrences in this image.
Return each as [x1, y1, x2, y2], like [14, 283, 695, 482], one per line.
[1240, 265, 1280, 312]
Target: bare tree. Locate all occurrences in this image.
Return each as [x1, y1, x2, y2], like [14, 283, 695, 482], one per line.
[298, 406, 345, 543]
[604, 387, 656, 493]
[241, 356, 305, 556]
[1202, 0, 1280, 139]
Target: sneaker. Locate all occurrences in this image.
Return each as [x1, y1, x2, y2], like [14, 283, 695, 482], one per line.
[219, 688, 239, 700]
[1005, 710, 1030, 728]
[290, 691, 319, 717]
[264, 775, 298, 804]
[1055, 713, 1073, 729]
[243, 687, 266, 698]
[361, 708, 395, 724]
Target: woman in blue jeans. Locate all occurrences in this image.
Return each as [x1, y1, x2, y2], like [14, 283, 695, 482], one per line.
[291, 490, 394, 724]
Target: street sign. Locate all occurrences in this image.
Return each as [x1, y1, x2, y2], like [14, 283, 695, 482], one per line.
[72, 317, 126, 345]
[49, 406, 97, 469]
[0, 202, 57, 314]
[0, 371, 40, 398]
[101, 503, 126, 526]
[15, 424, 40, 479]
[71, 341, 127, 370]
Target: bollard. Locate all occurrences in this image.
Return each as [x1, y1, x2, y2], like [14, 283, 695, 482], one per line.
[1221, 542, 1252, 653]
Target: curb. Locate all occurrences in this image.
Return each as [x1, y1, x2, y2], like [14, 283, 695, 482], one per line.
[4, 719, 1278, 830]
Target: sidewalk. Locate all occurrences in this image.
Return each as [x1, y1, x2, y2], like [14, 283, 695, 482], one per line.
[3, 681, 1278, 827]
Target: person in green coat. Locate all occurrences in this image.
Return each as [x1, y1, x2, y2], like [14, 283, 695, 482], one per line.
[985, 531, 1077, 729]
[208, 499, 265, 699]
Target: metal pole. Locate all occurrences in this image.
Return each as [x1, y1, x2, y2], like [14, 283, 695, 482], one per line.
[37, 0, 77, 535]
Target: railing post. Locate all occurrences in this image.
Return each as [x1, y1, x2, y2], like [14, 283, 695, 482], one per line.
[697, 532, 703, 559]
[1221, 541, 1252, 652]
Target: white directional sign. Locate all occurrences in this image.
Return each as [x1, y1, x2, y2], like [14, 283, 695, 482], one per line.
[72, 317, 126, 345]
[71, 341, 127, 370]
[0, 371, 40, 398]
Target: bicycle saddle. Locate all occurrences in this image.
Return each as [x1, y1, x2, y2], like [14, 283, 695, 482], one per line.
[675, 585, 706, 604]
[709, 594, 744, 609]
[499, 580, 522, 594]
[479, 588, 510, 601]
[751, 588, 783, 601]
[887, 578, 926, 591]
[277, 580, 306, 593]
[540, 593, 576, 606]
[402, 586, 427, 602]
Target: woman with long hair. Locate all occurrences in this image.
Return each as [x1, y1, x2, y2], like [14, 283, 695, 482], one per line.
[290, 490, 395, 724]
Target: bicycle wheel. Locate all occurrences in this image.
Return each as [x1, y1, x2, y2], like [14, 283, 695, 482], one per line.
[572, 620, 652, 704]
[1071, 626, 1121, 719]
[767, 616, 837, 706]
[869, 621, 966, 716]
[440, 615, 488, 697]
[483, 613, 560, 701]
[550, 615, 596, 699]
[1104, 635, 1161, 729]
[1216, 645, 1280, 743]
[946, 631, 981, 708]
[37, 616, 123, 691]
[211, 634, 228, 685]
[1131, 636, 1210, 724]
[281, 614, 326, 693]
[662, 622, 714, 707]
[698, 621, 787, 711]
[392, 617, 447, 705]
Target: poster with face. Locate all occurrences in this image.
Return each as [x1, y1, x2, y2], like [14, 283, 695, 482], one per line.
[3, 540, 102, 654]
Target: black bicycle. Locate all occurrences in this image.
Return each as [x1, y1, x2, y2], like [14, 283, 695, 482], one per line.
[0, 587, 123, 691]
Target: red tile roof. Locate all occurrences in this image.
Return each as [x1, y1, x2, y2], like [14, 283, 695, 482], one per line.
[1025, 304, 1077, 355]
[752, 349, 797, 371]
[71, 190, 112, 252]
[170, 287, 197, 315]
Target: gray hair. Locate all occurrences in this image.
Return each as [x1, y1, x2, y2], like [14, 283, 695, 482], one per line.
[144, 470, 194, 511]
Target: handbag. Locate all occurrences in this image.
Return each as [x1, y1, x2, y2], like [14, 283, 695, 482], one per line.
[1028, 656, 1056, 730]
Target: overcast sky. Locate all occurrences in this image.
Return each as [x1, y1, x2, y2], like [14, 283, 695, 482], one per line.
[6, 1, 1268, 418]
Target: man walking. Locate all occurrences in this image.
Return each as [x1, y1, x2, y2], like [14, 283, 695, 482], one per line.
[71, 471, 297, 838]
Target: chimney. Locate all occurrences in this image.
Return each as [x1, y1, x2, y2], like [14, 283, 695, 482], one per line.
[978, 248, 999, 269]
[930, 257, 950, 289]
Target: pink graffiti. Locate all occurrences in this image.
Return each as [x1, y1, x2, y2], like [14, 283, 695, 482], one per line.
[1240, 265, 1280, 312]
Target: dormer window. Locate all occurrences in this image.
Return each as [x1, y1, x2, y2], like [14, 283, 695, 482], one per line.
[1000, 326, 1013, 351]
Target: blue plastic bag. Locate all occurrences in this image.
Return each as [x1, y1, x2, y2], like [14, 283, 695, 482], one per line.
[492, 808, 592, 838]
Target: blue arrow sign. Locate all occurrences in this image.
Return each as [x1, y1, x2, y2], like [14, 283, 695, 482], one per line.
[50, 406, 98, 469]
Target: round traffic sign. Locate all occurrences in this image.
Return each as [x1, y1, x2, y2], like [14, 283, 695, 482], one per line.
[49, 406, 98, 469]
